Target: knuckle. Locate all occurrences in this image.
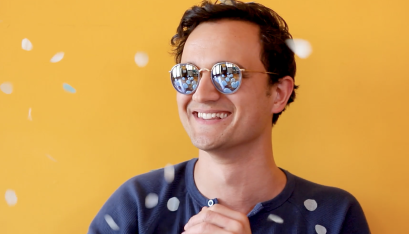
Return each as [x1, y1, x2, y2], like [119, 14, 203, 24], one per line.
[202, 209, 213, 222]
[198, 222, 212, 232]
[228, 219, 243, 232]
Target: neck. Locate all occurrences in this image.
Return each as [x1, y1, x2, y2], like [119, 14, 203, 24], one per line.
[194, 134, 287, 215]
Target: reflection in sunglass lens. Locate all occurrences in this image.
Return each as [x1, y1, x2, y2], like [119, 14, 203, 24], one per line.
[211, 62, 242, 94]
[170, 64, 200, 94]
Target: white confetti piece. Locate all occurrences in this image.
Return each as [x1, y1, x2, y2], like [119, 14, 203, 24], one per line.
[164, 164, 175, 183]
[267, 214, 284, 224]
[134, 52, 149, 67]
[5, 189, 17, 206]
[22, 38, 33, 51]
[50, 52, 64, 63]
[285, 38, 312, 59]
[0, 82, 13, 94]
[304, 199, 318, 211]
[145, 193, 158, 209]
[315, 224, 327, 234]
[28, 108, 32, 121]
[167, 197, 180, 212]
[46, 154, 57, 162]
[104, 214, 120, 231]
[220, 0, 234, 5]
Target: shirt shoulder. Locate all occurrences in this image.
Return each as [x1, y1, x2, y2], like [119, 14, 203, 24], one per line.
[88, 159, 191, 234]
[285, 171, 370, 234]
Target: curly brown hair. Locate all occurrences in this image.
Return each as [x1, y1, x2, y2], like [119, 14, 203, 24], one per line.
[171, 0, 298, 125]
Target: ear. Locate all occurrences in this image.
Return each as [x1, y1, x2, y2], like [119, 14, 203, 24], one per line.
[271, 76, 294, 114]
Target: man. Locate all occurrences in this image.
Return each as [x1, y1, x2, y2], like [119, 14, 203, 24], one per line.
[89, 1, 370, 233]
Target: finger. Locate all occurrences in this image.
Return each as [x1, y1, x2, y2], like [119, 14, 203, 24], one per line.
[185, 207, 244, 232]
[208, 204, 248, 224]
[183, 222, 231, 234]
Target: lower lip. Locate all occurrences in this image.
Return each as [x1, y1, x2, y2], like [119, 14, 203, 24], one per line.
[193, 113, 230, 124]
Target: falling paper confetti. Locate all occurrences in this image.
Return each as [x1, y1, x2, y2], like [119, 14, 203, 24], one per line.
[104, 214, 120, 231]
[5, 189, 17, 206]
[22, 38, 33, 51]
[267, 214, 284, 224]
[315, 224, 327, 234]
[63, 83, 76, 93]
[145, 193, 159, 209]
[220, 0, 234, 5]
[28, 108, 32, 121]
[50, 52, 64, 63]
[304, 199, 318, 211]
[0, 82, 13, 94]
[167, 197, 180, 212]
[285, 38, 312, 59]
[164, 164, 175, 183]
[134, 52, 149, 67]
[46, 154, 57, 162]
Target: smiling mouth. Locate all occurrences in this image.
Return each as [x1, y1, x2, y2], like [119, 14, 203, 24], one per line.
[193, 111, 230, 120]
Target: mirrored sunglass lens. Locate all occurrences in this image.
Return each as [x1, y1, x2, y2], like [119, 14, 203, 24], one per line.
[170, 64, 199, 94]
[211, 62, 241, 94]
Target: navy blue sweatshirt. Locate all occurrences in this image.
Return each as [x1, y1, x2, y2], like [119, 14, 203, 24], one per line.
[88, 158, 370, 234]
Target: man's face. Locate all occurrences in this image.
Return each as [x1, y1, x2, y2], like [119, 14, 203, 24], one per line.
[177, 20, 276, 152]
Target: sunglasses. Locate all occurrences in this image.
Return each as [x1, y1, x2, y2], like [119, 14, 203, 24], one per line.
[169, 61, 277, 95]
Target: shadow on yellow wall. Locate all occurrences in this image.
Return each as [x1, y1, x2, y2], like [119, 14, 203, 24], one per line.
[1, 0, 408, 233]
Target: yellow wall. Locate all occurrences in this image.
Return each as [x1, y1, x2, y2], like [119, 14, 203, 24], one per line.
[1, 0, 408, 233]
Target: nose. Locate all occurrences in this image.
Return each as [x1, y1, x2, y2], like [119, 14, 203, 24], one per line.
[192, 69, 221, 102]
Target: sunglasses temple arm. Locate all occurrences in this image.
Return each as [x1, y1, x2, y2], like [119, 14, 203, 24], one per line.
[241, 69, 278, 75]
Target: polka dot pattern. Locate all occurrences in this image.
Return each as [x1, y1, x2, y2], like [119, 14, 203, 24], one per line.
[104, 214, 120, 231]
[315, 224, 327, 234]
[167, 197, 180, 212]
[145, 193, 158, 209]
[267, 214, 284, 224]
[304, 199, 318, 211]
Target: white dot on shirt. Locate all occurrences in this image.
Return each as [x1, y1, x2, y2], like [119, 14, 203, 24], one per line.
[145, 193, 159, 209]
[315, 224, 327, 234]
[267, 214, 284, 224]
[104, 214, 120, 231]
[167, 197, 180, 212]
[304, 199, 318, 211]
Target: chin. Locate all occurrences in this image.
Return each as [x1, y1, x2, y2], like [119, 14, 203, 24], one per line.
[191, 136, 223, 151]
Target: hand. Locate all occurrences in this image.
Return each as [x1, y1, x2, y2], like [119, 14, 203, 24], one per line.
[182, 204, 252, 234]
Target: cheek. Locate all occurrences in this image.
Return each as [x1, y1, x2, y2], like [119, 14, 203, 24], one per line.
[176, 94, 190, 113]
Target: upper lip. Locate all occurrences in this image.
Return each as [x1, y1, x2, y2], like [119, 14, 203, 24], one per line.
[192, 110, 231, 114]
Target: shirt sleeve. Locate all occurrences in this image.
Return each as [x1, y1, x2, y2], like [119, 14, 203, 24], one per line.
[339, 197, 371, 234]
[88, 181, 139, 234]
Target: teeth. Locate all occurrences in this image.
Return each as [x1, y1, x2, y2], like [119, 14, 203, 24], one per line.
[197, 112, 228, 120]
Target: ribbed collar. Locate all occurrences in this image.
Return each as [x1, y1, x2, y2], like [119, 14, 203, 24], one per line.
[185, 158, 296, 216]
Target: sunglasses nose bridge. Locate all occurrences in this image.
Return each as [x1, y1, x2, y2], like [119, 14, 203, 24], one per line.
[198, 68, 211, 76]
